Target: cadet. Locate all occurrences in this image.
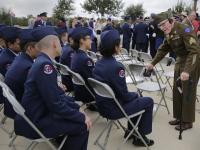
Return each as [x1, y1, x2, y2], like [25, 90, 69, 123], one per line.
[14, 27, 91, 150]
[0, 26, 21, 76]
[93, 30, 154, 146]
[122, 16, 132, 53]
[4, 29, 39, 119]
[70, 27, 97, 111]
[56, 27, 74, 91]
[146, 11, 200, 131]
[0, 26, 21, 104]
[0, 24, 7, 53]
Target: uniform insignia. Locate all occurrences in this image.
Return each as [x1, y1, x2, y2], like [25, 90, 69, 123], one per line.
[87, 60, 93, 66]
[184, 28, 191, 33]
[189, 37, 196, 45]
[44, 64, 53, 74]
[119, 69, 125, 78]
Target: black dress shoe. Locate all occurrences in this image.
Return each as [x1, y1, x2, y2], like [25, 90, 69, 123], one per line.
[169, 119, 180, 125]
[132, 135, 154, 147]
[175, 122, 193, 131]
[124, 130, 135, 140]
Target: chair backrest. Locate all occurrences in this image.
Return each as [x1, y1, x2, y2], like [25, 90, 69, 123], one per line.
[120, 48, 128, 55]
[138, 52, 152, 62]
[70, 71, 95, 98]
[128, 64, 145, 77]
[96, 53, 102, 60]
[0, 81, 56, 149]
[130, 49, 139, 58]
[68, 71, 85, 86]
[88, 78, 136, 122]
[88, 78, 115, 99]
[52, 60, 72, 76]
[87, 50, 98, 61]
[0, 81, 24, 115]
[0, 73, 4, 82]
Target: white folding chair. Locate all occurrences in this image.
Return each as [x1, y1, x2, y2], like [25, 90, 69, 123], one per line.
[0, 73, 12, 137]
[87, 50, 98, 62]
[128, 64, 170, 118]
[0, 81, 67, 150]
[138, 52, 164, 83]
[160, 57, 176, 91]
[88, 78, 150, 150]
[130, 49, 141, 64]
[52, 61, 100, 123]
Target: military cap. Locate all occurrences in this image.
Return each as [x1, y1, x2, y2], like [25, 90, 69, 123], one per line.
[18, 29, 36, 44]
[71, 27, 92, 39]
[100, 30, 120, 49]
[55, 27, 68, 35]
[1, 26, 21, 41]
[39, 12, 47, 17]
[154, 11, 171, 24]
[32, 26, 57, 42]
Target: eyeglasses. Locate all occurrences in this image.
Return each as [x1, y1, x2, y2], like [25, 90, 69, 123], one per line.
[158, 20, 169, 29]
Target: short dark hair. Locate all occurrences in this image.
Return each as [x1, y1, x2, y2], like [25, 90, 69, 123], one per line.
[20, 42, 36, 52]
[100, 39, 120, 57]
[5, 38, 18, 48]
[71, 34, 88, 51]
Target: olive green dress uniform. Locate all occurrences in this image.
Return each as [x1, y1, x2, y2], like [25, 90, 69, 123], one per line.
[182, 18, 194, 30]
[151, 21, 200, 123]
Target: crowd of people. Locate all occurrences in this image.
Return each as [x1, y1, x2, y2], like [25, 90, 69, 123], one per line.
[0, 9, 199, 150]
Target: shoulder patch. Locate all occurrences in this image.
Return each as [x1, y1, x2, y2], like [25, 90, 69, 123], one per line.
[87, 60, 93, 67]
[44, 64, 53, 74]
[184, 27, 191, 33]
[189, 37, 196, 45]
[119, 69, 125, 78]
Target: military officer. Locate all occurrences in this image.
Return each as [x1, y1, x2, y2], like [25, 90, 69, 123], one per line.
[33, 12, 52, 28]
[146, 11, 200, 131]
[93, 30, 154, 146]
[4, 29, 39, 119]
[70, 27, 97, 111]
[122, 16, 132, 53]
[14, 27, 91, 150]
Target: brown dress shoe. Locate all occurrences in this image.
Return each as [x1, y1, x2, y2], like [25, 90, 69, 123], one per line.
[169, 119, 180, 125]
[175, 122, 193, 131]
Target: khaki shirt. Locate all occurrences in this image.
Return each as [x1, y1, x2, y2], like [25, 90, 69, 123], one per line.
[151, 22, 200, 74]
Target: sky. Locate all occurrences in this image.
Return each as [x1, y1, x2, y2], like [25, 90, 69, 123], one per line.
[0, 0, 198, 18]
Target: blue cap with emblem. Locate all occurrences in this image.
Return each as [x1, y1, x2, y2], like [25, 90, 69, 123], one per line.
[1, 26, 21, 41]
[100, 30, 120, 50]
[18, 29, 36, 44]
[71, 27, 92, 39]
[32, 26, 58, 42]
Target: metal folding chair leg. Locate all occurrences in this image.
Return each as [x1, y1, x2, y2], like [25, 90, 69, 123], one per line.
[9, 134, 17, 147]
[94, 121, 113, 150]
[26, 142, 35, 150]
[1, 116, 7, 124]
[153, 89, 170, 119]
